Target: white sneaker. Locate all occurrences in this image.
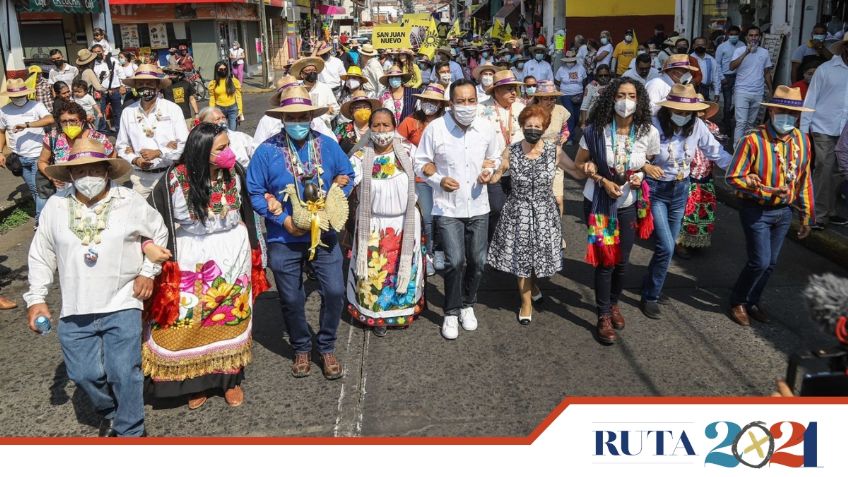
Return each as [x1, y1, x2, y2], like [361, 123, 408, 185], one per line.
[434, 251, 446, 271]
[459, 307, 478, 331]
[441, 315, 459, 340]
[426, 254, 436, 276]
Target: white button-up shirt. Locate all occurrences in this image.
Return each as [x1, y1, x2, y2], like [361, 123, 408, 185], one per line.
[522, 59, 554, 82]
[645, 74, 674, 115]
[306, 82, 340, 130]
[24, 185, 168, 317]
[93, 58, 122, 89]
[652, 117, 732, 181]
[622, 67, 660, 85]
[318, 56, 347, 90]
[116, 98, 188, 169]
[48, 63, 78, 86]
[251, 114, 336, 151]
[414, 112, 503, 219]
[801, 55, 848, 136]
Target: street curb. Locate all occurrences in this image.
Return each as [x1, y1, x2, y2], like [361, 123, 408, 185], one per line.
[714, 179, 848, 269]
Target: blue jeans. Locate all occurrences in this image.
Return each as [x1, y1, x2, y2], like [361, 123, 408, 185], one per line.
[416, 182, 434, 253]
[220, 104, 239, 131]
[730, 205, 793, 306]
[98, 89, 123, 134]
[58, 308, 144, 436]
[561, 93, 581, 136]
[435, 214, 488, 316]
[268, 235, 345, 354]
[19, 156, 46, 222]
[734, 90, 763, 145]
[642, 178, 690, 302]
[721, 74, 735, 124]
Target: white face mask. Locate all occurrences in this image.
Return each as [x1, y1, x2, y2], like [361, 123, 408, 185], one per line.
[670, 112, 692, 127]
[11, 97, 27, 107]
[615, 98, 637, 118]
[772, 113, 797, 134]
[72, 174, 107, 199]
[480, 75, 494, 87]
[420, 101, 440, 116]
[452, 104, 477, 126]
[346, 78, 361, 90]
[371, 131, 394, 147]
[679, 72, 693, 85]
[439, 73, 452, 85]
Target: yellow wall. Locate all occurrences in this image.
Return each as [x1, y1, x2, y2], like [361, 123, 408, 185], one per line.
[566, 0, 675, 17]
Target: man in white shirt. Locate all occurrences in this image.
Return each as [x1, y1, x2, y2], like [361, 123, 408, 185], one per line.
[730, 26, 774, 144]
[691, 37, 721, 101]
[359, 44, 382, 96]
[48, 49, 78, 86]
[645, 54, 698, 115]
[801, 37, 848, 228]
[414, 79, 502, 340]
[91, 43, 124, 134]
[25, 139, 168, 437]
[595, 32, 615, 67]
[0, 78, 55, 222]
[522, 45, 554, 82]
[428, 48, 465, 84]
[623, 53, 660, 84]
[316, 42, 347, 98]
[791, 24, 833, 82]
[715, 25, 741, 124]
[116, 65, 188, 198]
[472, 63, 499, 104]
[252, 75, 336, 149]
[290, 57, 339, 130]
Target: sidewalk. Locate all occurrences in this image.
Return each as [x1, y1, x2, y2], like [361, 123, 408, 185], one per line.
[241, 76, 275, 94]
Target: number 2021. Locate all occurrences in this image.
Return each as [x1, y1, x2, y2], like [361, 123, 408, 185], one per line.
[704, 421, 818, 468]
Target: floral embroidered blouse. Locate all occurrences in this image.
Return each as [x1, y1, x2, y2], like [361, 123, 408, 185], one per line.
[168, 163, 243, 235]
[44, 130, 114, 164]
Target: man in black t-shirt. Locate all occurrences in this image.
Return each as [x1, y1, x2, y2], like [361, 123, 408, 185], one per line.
[162, 68, 199, 129]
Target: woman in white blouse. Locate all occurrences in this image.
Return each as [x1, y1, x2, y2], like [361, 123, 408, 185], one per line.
[229, 41, 246, 83]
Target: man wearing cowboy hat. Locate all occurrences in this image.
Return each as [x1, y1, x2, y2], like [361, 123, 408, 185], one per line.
[246, 86, 354, 380]
[359, 44, 383, 96]
[472, 64, 502, 104]
[645, 53, 700, 115]
[730, 26, 774, 144]
[115, 64, 188, 198]
[315, 41, 347, 97]
[290, 57, 339, 130]
[726, 85, 815, 326]
[522, 44, 554, 82]
[252, 75, 336, 150]
[24, 138, 168, 436]
[0, 77, 55, 223]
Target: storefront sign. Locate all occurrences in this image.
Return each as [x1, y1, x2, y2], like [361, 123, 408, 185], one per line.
[373, 24, 411, 49]
[17, 0, 101, 14]
[120, 24, 140, 48]
[110, 4, 258, 24]
[149, 23, 169, 49]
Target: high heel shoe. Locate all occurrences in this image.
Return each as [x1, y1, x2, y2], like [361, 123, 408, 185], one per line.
[518, 313, 532, 325]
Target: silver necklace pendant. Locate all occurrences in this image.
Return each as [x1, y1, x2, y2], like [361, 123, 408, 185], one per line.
[84, 247, 99, 265]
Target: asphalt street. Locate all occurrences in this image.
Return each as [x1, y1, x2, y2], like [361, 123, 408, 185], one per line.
[0, 91, 844, 437]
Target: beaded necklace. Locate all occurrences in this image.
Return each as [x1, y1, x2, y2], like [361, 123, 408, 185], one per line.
[667, 135, 692, 181]
[281, 131, 325, 199]
[610, 119, 636, 184]
[773, 135, 800, 184]
[135, 101, 164, 138]
[67, 193, 115, 265]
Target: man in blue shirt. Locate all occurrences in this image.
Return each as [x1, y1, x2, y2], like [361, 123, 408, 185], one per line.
[715, 25, 741, 125]
[247, 86, 354, 380]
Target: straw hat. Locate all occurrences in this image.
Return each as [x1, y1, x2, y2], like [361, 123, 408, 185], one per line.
[340, 90, 381, 120]
[359, 44, 377, 56]
[379, 66, 411, 87]
[269, 74, 299, 106]
[340, 65, 367, 82]
[696, 94, 719, 119]
[290, 57, 325, 78]
[662, 54, 699, 71]
[485, 69, 524, 94]
[528, 44, 547, 54]
[314, 42, 333, 56]
[265, 86, 329, 119]
[472, 63, 501, 80]
[413, 83, 450, 103]
[561, 50, 578, 63]
[45, 138, 130, 183]
[75, 48, 96, 66]
[530, 80, 563, 97]
[760, 85, 815, 112]
[0, 78, 35, 98]
[349, 39, 361, 48]
[656, 84, 709, 111]
[121, 64, 171, 89]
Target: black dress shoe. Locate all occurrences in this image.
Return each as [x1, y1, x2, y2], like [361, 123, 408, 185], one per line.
[640, 300, 662, 320]
[98, 418, 117, 437]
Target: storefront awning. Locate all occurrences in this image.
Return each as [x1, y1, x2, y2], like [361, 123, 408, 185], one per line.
[470, 1, 489, 20]
[494, 1, 519, 22]
[317, 4, 345, 15]
[15, 0, 101, 14]
[109, 0, 253, 4]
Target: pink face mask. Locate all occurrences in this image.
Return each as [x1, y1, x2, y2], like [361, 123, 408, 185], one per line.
[211, 147, 237, 169]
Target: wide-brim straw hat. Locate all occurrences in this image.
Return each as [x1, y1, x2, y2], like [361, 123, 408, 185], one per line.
[75, 48, 96, 66]
[485, 69, 524, 94]
[663, 53, 699, 71]
[0, 78, 35, 97]
[438, 46, 453, 56]
[341, 66, 367, 82]
[696, 94, 719, 119]
[760, 85, 815, 112]
[561, 51, 578, 63]
[379, 66, 411, 87]
[657, 84, 709, 111]
[413, 83, 451, 103]
[315, 42, 333, 56]
[269, 74, 299, 106]
[290, 57, 325, 78]
[340, 90, 382, 120]
[472, 63, 502, 80]
[359, 44, 377, 56]
[530, 80, 563, 97]
[122, 64, 171, 89]
[349, 39, 361, 48]
[529, 44, 547, 54]
[265, 86, 329, 119]
[45, 138, 130, 183]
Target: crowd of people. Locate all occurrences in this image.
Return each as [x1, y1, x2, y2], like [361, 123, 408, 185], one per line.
[0, 22, 845, 436]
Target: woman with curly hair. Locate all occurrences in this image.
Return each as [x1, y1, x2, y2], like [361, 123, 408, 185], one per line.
[574, 78, 661, 345]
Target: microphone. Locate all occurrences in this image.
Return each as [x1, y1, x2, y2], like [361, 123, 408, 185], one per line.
[804, 273, 848, 345]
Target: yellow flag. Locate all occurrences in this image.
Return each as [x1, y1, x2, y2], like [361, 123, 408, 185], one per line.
[418, 17, 440, 59]
[491, 20, 503, 40]
[451, 19, 461, 38]
[502, 23, 513, 42]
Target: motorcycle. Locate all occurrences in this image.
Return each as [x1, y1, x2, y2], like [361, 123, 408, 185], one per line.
[185, 67, 208, 101]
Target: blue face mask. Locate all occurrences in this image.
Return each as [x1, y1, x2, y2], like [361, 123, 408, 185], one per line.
[389, 77, 403, 89]
[525, 86, 537, 95]
[772, 113, 797, 134]
[535, 53, 544, 61]
[285, 122, 311, 140]
[728, 35, 739, 45]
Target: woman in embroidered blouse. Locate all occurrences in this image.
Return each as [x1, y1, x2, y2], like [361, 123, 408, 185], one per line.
[378, 66, 420, 125]
[39, 101, 115, 191]
[639, 83, 732, 320]
[346, 108, 424, 337]
[574, 78, 661, 345]
[334, 89, 381, 155]
[144, 123, 268, 410]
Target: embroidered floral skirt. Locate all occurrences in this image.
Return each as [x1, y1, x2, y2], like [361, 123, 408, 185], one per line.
[143, 224, 253, 397]
[346, 212, 425, 328]
[678, 177, 717, 248]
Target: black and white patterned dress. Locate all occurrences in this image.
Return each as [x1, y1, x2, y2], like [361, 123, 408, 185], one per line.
[488, 140, 563, 278]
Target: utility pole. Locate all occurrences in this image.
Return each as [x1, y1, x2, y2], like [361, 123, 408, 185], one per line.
[257, 0, 271, 87]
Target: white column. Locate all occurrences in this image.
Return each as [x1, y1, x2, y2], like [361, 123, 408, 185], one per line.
[0, 0, 25, 74]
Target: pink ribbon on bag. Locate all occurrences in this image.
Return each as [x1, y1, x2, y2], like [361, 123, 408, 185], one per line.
[180, 260, 222, 293]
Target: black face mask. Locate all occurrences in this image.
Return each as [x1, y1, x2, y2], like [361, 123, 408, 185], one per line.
[695, 46, 706, 54]
[217, 69, 227, 78]
[676, 47, 689, 54]
[138, 88, 157, 101]
[523, 128, 544, 144]
[96, 54, 104, 61]
[52, 59, 64, 67]
[305, 71, 318, 83]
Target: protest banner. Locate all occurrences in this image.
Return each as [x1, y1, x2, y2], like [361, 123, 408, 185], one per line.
[373, 24, 412, 49]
